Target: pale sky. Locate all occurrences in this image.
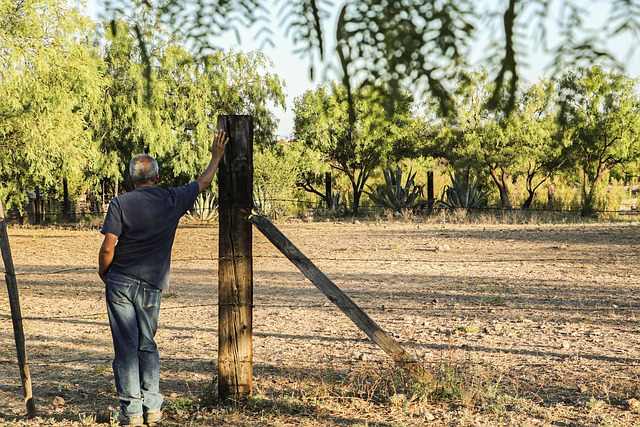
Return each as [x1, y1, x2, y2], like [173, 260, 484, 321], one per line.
[87, 1, 640, 136]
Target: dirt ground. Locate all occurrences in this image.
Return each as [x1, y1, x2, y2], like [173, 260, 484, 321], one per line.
[1, 217, 640, 426]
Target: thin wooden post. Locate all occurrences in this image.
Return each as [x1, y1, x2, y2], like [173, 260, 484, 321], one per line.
[249, 215, 434, 383]
[427, 171, 434, 201]
[0, 201, 36, 418]
[217, 115, 254, 399]
[325, 172, 332, 209]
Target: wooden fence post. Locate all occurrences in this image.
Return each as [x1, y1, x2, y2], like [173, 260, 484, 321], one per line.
[250, 215, 434, 384]
[0, 201, 36, 418]
[217, 115, 254, 400]
[325, 172, 332, 209]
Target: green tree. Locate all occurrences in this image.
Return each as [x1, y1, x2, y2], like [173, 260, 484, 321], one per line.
[507, 80, 564, 209]
[92, 18, 162, 199]
[0, 0, 103, 216]
[94, 16, 286, 197]
[429, 69, 517, 209]
[557, 65, 640, 216]
[253, 142, 305, 218]
[289, 140, 334, 209]
[154, 46, 285, 188]
[293, 82, 415, 214]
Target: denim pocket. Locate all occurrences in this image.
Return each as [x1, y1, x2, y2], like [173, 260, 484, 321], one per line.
[143, 287, 161, 310]
[106, 279, 131, 304]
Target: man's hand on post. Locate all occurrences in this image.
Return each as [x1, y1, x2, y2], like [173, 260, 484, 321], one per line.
[198, 129, 229, 193]
[212, 129, 229, 160]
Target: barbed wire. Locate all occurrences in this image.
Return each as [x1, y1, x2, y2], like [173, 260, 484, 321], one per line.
[2, 252, 635, 277]
[2, 352, 640, 371]
[1, 297, 636, 319]
[0, 267, 94, 276]
[2, 352, 639, 369]
[1, 302, 637, 334]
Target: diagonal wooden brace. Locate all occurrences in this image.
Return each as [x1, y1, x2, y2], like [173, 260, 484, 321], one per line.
[249, 214, 434, 384]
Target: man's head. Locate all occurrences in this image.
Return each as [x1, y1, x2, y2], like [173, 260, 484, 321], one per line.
[129, 154, 159, 187]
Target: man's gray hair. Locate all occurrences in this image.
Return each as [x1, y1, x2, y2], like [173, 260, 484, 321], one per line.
[129, 154, 159, 186]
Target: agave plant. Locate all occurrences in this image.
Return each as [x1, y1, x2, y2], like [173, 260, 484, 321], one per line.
[186, 192, 218, 221]
[326, 190, 343, 212]
[438, 170, 487, 209]
[366, 165, 424, 212]
[253, 185, 287, 219]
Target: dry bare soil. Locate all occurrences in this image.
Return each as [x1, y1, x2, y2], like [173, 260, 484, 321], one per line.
[1, 218, 640, 426]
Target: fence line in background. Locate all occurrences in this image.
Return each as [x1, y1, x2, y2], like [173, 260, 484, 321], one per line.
[1, 350, 637, 369]
[5, 356, 619, 370]
[3, 199, 640, 225]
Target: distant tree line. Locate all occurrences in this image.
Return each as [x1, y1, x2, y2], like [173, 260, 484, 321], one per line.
[293, 67, 640, 216]
[1, 0, 639, 222]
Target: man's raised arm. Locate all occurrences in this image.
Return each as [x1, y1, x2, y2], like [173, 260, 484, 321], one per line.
[197, 129, 229, 193]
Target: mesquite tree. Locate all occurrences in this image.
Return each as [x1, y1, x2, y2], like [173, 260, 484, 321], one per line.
[0, 0, 103, 216]
[557, 65, 640, 216]
[293, 82, 415, 214]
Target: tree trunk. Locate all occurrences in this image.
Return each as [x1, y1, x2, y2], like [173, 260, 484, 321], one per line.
[489, 168, 511, 209]
[102, 180, 106, 211]
[581, 166, 607, 217]
[522, 190, 535, 210]
[63, 178, 70, 218]
[352, 183, 361, 214]
[547, 184, 555, 210]
[34, 188, 42, 225]
[325, 172, 332, 209]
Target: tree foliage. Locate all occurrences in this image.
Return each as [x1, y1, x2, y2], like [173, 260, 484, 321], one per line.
[154, 47, 285, 188]
[0, 0, 103, 211]
[0, 1, 286, 216]
[93, 17, 162, 197]
[428, 69, 518, 209]
[557, 65, 640, 216]
[101, 0, 640, 117]
[3, 0, 640, 221]
[426, 70, 574, 211]
[293, 82, 415, 213]
[92, 15, 285, 197]
[506, 80, 563, 209]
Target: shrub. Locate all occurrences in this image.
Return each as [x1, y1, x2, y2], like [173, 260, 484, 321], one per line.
[253, 145, 306, 219]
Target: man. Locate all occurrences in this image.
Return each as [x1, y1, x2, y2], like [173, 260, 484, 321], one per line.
[98, 130, 228, 426]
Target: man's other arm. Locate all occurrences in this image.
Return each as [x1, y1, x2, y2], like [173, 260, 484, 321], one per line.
[98, 232, 118, 284]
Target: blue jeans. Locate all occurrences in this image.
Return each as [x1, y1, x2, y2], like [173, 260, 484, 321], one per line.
[106, 273, 163, 417]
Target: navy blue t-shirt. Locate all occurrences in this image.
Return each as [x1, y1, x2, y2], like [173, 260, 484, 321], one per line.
[100, 181, 199, 292]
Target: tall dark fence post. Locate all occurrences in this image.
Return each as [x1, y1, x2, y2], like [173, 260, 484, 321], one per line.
[0, 201, 36, 418]
[217, 115, 254, 400]
[427, 171, 434, 201]
[325, 172, 332, 209]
